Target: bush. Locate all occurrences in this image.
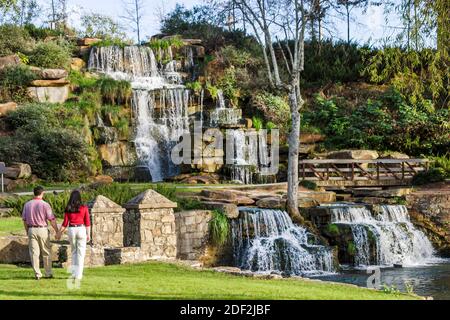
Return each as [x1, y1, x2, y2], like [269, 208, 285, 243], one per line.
[251, 92, 291, 136]
[299, 180, 318, 191]
[28, 40, 72, 69]
[303, 90, 449, 156]
[24, 24, 65, 41]
[0, 64, 37, 103]
[209, 210, 229, 246]
[252, 116, 263, 131]
[95, 77, 132, 105]
[0, 104, 91, 181]
[412, 168, 447, 186]
[0, 24, 35, 56]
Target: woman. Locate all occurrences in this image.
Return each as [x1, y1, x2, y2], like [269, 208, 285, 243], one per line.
[57, 190, 91, 280]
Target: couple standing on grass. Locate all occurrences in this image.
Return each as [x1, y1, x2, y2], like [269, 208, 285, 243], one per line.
[22, 186, 90, 281]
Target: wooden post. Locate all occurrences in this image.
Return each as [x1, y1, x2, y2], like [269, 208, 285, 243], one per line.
[351, 163, 355, 181]
[376, 162, 380, 181]
[302, 163, 306, 179]
[326, 163, 329, 181]
[402, 162, 405, 181]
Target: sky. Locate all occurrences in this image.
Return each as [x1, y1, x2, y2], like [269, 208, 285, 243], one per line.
[35, 0, 401, 46]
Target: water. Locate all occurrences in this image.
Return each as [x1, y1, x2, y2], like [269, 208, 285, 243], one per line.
[330, 205, 435, 267]
[316, 261, 450, 300]
[89, 45, 189, 181]
[226, 130, 274, 184]
[132, 89, 189, 181]
[231, 208, 335, 276]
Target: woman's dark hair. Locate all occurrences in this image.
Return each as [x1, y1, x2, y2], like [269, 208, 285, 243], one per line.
[65, 190, 82, 213]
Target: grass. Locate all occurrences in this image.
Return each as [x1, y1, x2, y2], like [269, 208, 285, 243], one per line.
[0, 262, 418, 300]
[0, 217, 24, 236]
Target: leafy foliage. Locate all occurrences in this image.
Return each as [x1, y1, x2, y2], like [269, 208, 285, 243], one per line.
[28, 40, 72, 69]
[303, 90, 449, 156]
[209, 210, 229, 247]
[79, 13, 127, 40]
[0, 64, 36, 102]
[0, 24, 34, 56]
[362, 47, 449, 108]
[0, 103, 91, 181]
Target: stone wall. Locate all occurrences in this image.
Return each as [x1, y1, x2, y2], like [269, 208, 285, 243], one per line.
[89, 195, 125, 248]
[124, 190, 178, 259]
[175, 210, 212, 260]
[406, 188, 450, 256]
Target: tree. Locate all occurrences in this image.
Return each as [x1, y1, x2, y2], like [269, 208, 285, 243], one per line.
[335, 0, 368, 44]
[80, 12, 127, 39]
[234, 0, 310, 222]
[121, 0, 144, 44]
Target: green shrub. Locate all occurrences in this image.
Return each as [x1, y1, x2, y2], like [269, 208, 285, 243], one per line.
[252, 116, 263, 131]
[299, 180, 318, 191]
[28, 40, 72, 69]
[148, 36, 184, 51]
[91, 38, 131, 48]
[0, 103, 91, 181]
[24, 24, 65, 41]
[0, 64, 37, 103]
[185, 81, 203, 95]
[303, 90, 449, 156]
[412, 168, 447, 186]
[96, 77, 132, 105]
[0, 24, 35, 56]
[430, 154, 450, 176]
[251, 92, 291, 135]
[217, 67, 240, 107]
[209, 210, 229, 247]
[326, 224, 340, 236]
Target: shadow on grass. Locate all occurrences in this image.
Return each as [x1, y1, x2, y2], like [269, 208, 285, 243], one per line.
[0, 289, 204, 300]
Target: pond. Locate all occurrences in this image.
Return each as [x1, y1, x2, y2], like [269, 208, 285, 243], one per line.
[315, 260, 450, 300]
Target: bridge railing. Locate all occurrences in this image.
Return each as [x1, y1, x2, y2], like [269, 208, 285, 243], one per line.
[299, 159, 430, 182]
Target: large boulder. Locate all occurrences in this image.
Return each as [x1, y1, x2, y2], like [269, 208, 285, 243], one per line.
[200, 190, 237, 202]
[27, 86, 70, 103]
[300, 133, 325, 144]
[326, 150, 379, 160]
[201, 202, 239, 219]
[77, 38, 102, 46]
[32, 68, 68, 80]
[0, 102, 17, 117]
[379, 151, 410, 159]
[9, 163, 32, 179]
[98, 142, 137, 167]
[297, 191, 336, 204]
[30, 79, 70, 87]
[0, 55, 20, 70]
[70, 58, 86, 71]
[256, 197, 286, 209]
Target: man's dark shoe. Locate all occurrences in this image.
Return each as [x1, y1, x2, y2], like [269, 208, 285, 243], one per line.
[35, 276, 41, 280]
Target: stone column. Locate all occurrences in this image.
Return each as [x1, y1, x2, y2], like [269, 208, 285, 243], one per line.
[124, 190, 177, 259]
[88, 195, 125, 248]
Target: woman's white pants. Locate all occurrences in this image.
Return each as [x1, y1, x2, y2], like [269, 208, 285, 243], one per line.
[68, 226, 87, 280]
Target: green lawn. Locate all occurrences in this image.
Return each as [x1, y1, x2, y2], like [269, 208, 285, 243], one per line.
[0, 262, 418, 300]
[0, 217, 24, 236]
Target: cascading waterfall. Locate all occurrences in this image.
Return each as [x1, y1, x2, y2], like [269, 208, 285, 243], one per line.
[89, 45, 189, 181]
[232, 208, 335, 276]
[330, 205, 435, 267]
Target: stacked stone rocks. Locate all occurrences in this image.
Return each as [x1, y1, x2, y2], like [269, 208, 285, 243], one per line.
[0, 162, 35, 192]
[27, 68, 70, 104]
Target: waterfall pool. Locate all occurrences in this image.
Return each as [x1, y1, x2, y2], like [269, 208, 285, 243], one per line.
[314, 260, 450, 300]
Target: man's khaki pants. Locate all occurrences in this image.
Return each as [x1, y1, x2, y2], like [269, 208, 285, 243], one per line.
[28, 227, 52, 278]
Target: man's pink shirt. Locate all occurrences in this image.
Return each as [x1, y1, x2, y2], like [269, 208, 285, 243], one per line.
[22, 199, 56, 227]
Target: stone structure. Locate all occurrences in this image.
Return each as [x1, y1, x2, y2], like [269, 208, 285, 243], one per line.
[89, 195, 125, 247]
[174, 210, 212, 260]
[407, 187, 450, 256]
[124, 190, 177, 259]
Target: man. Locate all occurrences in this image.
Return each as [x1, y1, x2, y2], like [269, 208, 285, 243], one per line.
[22, 186, 59, 280]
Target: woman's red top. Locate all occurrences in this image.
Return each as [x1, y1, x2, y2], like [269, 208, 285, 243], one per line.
[62, 205, 91, 228]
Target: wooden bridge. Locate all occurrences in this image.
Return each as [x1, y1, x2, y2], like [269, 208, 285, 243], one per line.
[299, 159, 430, 187]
